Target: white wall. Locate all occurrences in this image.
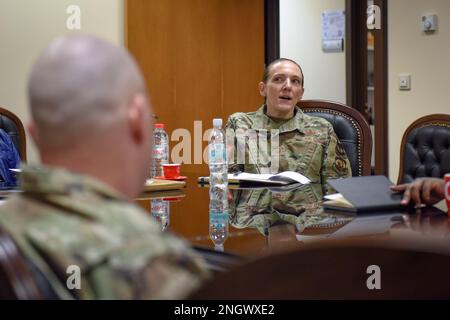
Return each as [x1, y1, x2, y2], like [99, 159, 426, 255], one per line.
[388, 0, 450, 181]
[0, 0, 123, 163]
[280, 0, 346, 103]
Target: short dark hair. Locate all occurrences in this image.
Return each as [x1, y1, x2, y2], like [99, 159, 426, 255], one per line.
[262, 58, 304, 87]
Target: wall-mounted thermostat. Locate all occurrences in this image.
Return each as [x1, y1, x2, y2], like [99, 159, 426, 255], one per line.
[422, 14, 438, 32]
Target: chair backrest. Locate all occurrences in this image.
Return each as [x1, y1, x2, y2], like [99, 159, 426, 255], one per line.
[298, 100, 372, 176]
[397, 114, 450, 184]
[189, 238, 450, 299]
[0, 226, 41, 299]
[0, 106, 26, 162]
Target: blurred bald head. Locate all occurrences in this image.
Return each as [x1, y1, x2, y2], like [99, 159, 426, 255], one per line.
[27, 35, 153, 198]
[28, 34, 147, 148]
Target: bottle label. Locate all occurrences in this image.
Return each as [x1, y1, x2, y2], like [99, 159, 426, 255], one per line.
[153, 146, 167, 160]
[153, 148, 162, 159]
[209, 143, 226, 163]
[210, 211, 228, 227]
[151, 200, 168, 213]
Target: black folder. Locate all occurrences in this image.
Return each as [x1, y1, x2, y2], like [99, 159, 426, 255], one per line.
[323, 175, 403, 213]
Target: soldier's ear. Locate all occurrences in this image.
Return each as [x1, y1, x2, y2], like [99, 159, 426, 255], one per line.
[27, 121, 40, 148]
[258, 82, 267, 97]
[127, 93, 147, 145]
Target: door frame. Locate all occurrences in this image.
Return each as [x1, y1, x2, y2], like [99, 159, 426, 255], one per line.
[265, 0, 280, 64]
[346, 0, 389, 176]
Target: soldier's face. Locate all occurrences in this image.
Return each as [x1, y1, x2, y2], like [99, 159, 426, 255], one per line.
[259, 61, 304, 119]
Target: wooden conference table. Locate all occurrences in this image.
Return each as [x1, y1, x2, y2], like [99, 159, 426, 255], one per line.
[136, 172, 450, 258]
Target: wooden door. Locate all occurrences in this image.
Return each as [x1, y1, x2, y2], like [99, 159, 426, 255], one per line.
[126, 0, 264, 175]
[126, 0, 265, 241]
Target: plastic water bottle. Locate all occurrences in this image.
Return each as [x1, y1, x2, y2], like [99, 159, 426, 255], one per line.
[151, 123, 169, 178]
[151, 199, 170, 231]
[209, 209, 229, 249]
[208, 118, 229, 247]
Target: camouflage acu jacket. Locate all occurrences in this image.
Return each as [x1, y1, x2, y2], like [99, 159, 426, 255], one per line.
[0, 165, 209, 299]
[225, 105, 352, 196]
[229, 185, 352, 236]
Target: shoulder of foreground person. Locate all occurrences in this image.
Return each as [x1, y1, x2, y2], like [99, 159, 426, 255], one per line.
[0, 194, 210, 299]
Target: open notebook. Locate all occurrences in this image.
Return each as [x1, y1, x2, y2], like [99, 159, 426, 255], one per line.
[198, 171, 311, 186]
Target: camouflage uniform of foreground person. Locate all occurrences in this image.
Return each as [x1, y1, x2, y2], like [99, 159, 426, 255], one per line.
[0, 35, 208, 299]
[226, 58, 351, 197]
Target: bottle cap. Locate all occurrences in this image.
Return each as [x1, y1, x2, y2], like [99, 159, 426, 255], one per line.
[155, 123, 165, 129]
[213, 118, 222, 128]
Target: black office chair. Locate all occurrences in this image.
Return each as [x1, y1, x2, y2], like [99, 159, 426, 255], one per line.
[0, 106, 27, 161]
[0, 226, 41, 299]
[298, 100, 372, 176]
[397, 114, 450, 183]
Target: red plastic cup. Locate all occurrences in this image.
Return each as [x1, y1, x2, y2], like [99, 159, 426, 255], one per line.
[163, 164, 181, 179]
[445, 174, 450, 216]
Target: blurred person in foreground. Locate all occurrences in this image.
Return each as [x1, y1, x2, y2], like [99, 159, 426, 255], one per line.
[0, 34, 208, 299]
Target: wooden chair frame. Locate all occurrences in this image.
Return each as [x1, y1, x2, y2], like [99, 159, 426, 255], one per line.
[0, 106, 27, 162]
